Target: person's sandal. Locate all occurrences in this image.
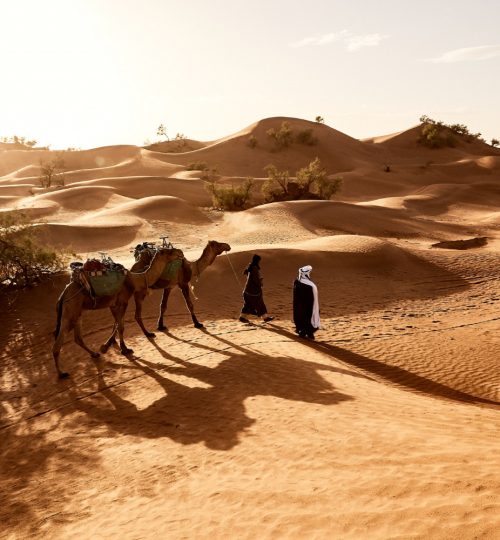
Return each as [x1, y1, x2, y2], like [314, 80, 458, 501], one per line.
[239, 316, 250, 323]
[263, 316, 274, 322]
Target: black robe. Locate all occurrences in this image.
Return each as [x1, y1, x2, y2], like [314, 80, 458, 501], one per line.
[293, 279, 317, 335]
[241, 264, 268, 316]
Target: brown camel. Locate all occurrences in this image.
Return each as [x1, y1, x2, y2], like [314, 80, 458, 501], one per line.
[132, 240, 231, 336]
[53, 247, 183, 378]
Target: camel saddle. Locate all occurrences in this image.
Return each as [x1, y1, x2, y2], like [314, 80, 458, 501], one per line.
[70, 259, 127, 298]
[134, 242, 183, 281]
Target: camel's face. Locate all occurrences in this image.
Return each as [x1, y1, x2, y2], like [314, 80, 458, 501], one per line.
[209, 240, 231, 255]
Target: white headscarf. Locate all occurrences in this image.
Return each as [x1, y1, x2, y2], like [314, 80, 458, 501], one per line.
[298, 265, 320, 329]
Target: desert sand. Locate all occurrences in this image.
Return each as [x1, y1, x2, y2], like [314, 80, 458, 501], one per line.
[1, 117, 499, 539]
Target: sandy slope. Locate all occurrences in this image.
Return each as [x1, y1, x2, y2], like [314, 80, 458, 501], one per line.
[1, 117, 499, 539]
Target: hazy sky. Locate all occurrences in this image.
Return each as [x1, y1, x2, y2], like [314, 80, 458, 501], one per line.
[1, 0, 499, 149]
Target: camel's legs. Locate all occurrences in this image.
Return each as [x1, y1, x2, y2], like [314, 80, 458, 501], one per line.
[73, 318, 100, 358]
[180, 283, 203, 328]
[157, 288, 172, 331]
[100, 322, 118, 354]
[53, 316, 75, 379]
[110, 304, 133, 355]
[134, 290, 155, 338]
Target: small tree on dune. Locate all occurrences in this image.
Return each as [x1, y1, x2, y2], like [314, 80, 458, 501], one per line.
[315, 116, 324, 124]
[262, 164, 291, 202]
[39, 154, 66, 188]
[491, 138, 499, 148]
[157, 124, 169, 141]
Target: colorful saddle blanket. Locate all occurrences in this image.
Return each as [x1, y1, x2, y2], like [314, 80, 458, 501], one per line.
[160, 258, 183, 280]
[70, 259, 127, 297]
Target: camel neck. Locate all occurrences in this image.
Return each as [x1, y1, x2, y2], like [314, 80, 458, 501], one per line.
[192, 249, 216, 278]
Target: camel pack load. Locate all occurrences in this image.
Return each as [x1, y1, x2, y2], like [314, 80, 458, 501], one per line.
[134, 239, 183, 281]
[70, 256, 128, 298]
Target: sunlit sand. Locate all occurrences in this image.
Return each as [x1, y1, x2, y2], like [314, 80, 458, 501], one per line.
[1, 117, 499, 539]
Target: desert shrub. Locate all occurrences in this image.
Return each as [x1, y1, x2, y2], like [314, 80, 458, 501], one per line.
[296, 128, 318, 146]
[247, 135, 258, 148]
[266, 121, 293, 150]
[205, 178, 254, 210]
[39, 154, 66, 188]
[491, 138, 499, 147]
[315, 116, 324, 124]
[296, 157, 342, 199]
[263, 158, 341, 202]
[418, 123, 456, 149]
[186, 161, 209, 171]
[174, 133, 188, 150]
[0, 213, 66, 289]
[262, 165, 292, 202]
[0, 135, 37, 149]
[418, 115, 486, 147]
[199, 166, 219, 182]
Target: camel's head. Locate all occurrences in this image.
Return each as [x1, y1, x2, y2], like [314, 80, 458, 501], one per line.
[208, 240, 231, 255]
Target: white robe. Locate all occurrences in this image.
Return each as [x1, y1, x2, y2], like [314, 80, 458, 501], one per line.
[298, 274, 321, 329]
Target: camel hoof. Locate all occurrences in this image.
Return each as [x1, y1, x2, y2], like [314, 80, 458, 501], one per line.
[91, 352, 101, 359]
[157, 324, 168, 331]
[58, 372, 70, 379]
[121, 348, 133, 356]
[145, 332, 156, 338]
[194, 322, 204, 329]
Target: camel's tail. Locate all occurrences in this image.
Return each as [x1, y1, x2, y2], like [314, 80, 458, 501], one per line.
[54, 286, 68, 338]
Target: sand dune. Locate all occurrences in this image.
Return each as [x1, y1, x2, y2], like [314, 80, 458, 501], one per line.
[25, 186, 129, 211]
[151, 117, 385, 177]
[35, 218, 143, 251]
[86, 195, 210, 223]
[1, 117, 499, 540]
[219, 200, 467, 245]
[70, 176, 212, 206]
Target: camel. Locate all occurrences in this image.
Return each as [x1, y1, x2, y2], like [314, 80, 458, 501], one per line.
[53, 247, 183, 378]
[132, 240, 231, 336]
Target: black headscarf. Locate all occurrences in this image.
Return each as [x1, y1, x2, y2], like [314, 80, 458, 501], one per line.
[244, 254, 261, 275]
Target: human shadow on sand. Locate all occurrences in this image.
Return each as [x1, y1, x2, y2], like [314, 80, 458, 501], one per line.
[67, 334, 353, 450]
[264, 323, 499, 407]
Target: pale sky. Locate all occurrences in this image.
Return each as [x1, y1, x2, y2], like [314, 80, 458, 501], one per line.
[1, 0, 499, 149]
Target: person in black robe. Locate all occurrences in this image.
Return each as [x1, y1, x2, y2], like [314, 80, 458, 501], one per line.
[239, 254, 274, 323]
[293, 265, 320, 339]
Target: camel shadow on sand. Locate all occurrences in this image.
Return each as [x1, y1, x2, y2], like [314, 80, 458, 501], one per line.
[67, 328, 356, 450]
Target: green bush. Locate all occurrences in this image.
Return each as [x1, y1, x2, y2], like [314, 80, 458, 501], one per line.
[418, 123, 456, 149]
[186, 161, 209, 171]
[266, 121, 293, 150]
[262, 158, 342, 202]
[247, 135, 258, 148]
[0, 213, 66, 289]
[262, 165, 292, 202]
[296, 128, 318, 146]
[205, 178, 254, 210]
[418, 115, 486, 147]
